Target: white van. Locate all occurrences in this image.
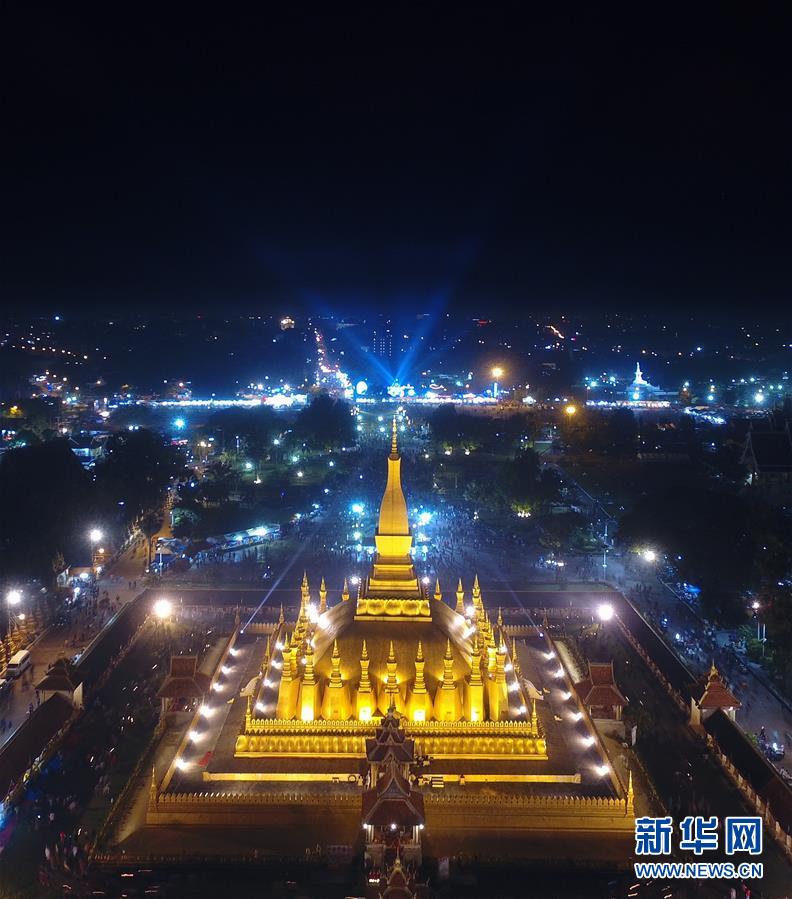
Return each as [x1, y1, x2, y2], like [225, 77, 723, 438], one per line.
[6, 650, 31, 679]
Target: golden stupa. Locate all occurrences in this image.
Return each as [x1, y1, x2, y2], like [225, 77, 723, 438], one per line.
[138, 419, 635, 863]
[232, 419, 550, 782]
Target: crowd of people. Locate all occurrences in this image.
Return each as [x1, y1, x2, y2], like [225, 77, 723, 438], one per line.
[0, 615, 219, 895]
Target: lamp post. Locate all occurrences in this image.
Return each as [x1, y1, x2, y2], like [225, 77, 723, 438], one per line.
[491, 366, 504, 400]
[752, 601, 766, 657]
[6, 589, 22, 637]
[89, 528, 103, 572]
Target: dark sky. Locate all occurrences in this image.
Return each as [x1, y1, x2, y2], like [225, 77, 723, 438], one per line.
[2, 4, 791, 316]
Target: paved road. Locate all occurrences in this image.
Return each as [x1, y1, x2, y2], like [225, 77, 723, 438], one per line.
[0, 502, 173, 751]
[555, 462, 792, 780]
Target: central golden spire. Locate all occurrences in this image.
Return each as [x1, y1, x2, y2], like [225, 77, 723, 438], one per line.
[377, 416, 410, 539]
[355, 416, 428, 617]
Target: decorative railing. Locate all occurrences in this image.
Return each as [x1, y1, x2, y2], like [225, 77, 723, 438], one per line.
[245, 716, 540, 737]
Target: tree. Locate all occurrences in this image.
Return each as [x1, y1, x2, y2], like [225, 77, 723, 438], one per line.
[95, 428, 182, 524]
[616, 487, 783, 622]
[141, 510, 164, 569]
[0, 440, 93, 583]
[201, 407, 279, 459]
[294, 395, 355, 450]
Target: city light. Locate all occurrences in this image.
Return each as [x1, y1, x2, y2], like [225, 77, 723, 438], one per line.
[350, 502, 365, 515]
[89, 528, 103, 543]
[6, 589, 22, 606]
[174, 417, 186, 429]
[199, 704, 213, 718]
[564, 404, 577, 416]
[153, 598, 173, 619]
[597, 603, 614, 622]
[641, 549, 657, 563]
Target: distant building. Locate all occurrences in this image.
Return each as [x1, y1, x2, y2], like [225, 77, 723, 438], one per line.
[627, 363, 662, 402]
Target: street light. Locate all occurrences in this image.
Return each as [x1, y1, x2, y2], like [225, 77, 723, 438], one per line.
[564, 404, 577, 417]
[491, 366, 504, 399]
[6, 589, 22, 635]
[153, 597, 173, 619]
[89, 528, 103, 544]
[597, 603, 614, 623]
[641, 549, 657, 563]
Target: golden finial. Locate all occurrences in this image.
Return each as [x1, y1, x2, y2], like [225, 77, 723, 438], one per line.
[302, 570, 309, 591]
[531, 698, 538, 734]
[626, 770, 634, 811]
[442, 638, 455, 686]
[361, 638, 369, 660]
[342, 577, 350, 601]
[497, 606, 503, 628]
[455, 578, 465, 615]
[149, 766, 158, 804]
[391, 416, 399, 456]
[388, 640, 396, 663]
[330, 639, 342, 686]
[434, 578, 442, 601]
[414, 641, 427, 693]
[470, 634, 482, 686]
[319, 576, 327, 613]
[473, 573, 481, 598]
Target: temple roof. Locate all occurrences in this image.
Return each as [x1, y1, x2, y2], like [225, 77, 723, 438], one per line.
[697, 664, 741, 710]
[36, 657, 82, 693]
[362, 756, 425, 827]
[574, 661, 626, 708]
[366, 708, 416, 763]
[157, 655, 212, 699]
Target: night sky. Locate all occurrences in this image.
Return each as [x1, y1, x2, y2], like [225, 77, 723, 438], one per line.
[2, 4, 792, 315]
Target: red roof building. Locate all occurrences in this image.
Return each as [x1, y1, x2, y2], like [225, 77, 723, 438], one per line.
[574, 661, 626, 721]
[690, 664, 741, 727]
[156, 655, 211, 712]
